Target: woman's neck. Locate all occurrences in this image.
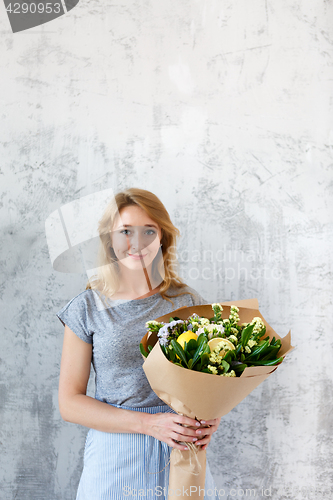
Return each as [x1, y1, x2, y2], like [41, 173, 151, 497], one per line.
[110, 284, 161, 301]
[112, 264, 162, 300]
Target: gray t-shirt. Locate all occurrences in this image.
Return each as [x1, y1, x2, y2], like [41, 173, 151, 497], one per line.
[57, 286, 206, 408]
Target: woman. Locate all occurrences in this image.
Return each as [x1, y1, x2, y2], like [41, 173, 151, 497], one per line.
[57, 188, 221, 499]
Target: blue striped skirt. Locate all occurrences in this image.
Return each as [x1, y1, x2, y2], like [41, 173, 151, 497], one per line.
[76, 404, 221, 500]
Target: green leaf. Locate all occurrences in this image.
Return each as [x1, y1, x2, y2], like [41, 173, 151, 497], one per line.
[245, 339, 270, 361]
[241, 323, 255, 347]
[221, 360, 230, 372]
[260, 345, 281, 361]
[203, 344, 211, 355]
[198, 353, 210, 370]
[160, 345, 167, 357]
[170, 340, 189, 367]
[168, 347, 176, 362]
[140, 343, 149, 358]
[191, 338, 208, 369]
[232, 362, 247, 375]
[248, 357, 283, 366]
[197, 332, 207, 343]
[186, 339, 198, 352]
[223, 350, 236, 363]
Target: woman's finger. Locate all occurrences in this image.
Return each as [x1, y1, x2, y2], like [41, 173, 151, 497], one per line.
[173, 424, 200, 438]
[174, 415, 201, 427]
[170, 430, 198, 443]
[194, 426, 216, 437]
[199, 417, 221, 426]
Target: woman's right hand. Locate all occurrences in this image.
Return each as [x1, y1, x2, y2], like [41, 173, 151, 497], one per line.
[145, 412, 202, 450]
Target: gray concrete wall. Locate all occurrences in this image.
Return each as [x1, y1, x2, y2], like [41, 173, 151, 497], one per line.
[0, 1, 332, 499]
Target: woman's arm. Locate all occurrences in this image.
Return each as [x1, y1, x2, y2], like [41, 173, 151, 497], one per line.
[59, 326, 219, 450]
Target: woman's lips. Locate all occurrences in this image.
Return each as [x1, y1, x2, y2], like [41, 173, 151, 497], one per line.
[128, 253, 148, 260]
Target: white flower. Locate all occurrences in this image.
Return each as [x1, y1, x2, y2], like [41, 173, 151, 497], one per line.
[220, 370, 236, 377]
[212, 340, 234, 358]
[247, 339, 257, 348]
[245, 346, 251, 353]
[251, 317, 266, 335]
[157, 326, 169, 338]
[209, 352, 218, 363]
[200, 318, 210, 326]
[228, 335, 238, 343]
[251, 317, 263, 323]
[169, 320, 185, 328]
[208, 365, 218, 375]
[207, 324, 225, 340]
[189, 313, 200, 323]
[230, 317, 239, 326]
[204, 324, 225, 334]
[212, 303, 223, 312]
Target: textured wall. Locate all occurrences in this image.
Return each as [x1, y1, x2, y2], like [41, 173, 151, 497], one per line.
[0, 1, 332, 499]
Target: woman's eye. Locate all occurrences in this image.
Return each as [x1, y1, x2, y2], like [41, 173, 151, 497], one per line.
[120, 229, 131, 235]
[145, 229, 156, 235]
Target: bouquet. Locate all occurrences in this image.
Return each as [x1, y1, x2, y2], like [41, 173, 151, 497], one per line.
[140, 299, 293, 500]
[141, 303, 284, 377]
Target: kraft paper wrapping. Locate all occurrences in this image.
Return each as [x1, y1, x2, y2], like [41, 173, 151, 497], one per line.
[141, 299, 294, 500]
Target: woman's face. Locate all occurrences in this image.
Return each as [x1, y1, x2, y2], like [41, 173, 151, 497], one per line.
[111, 205, 162, 271]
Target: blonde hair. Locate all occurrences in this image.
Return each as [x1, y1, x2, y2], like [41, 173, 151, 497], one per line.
[86, 188, 191, 304]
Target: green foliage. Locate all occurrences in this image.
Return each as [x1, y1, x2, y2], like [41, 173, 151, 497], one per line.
[241, 323, 255, 347]
[140, 343, 149, 358]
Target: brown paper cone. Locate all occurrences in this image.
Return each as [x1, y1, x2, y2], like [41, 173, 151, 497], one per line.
[168, 448, 207, 500]
[141, 299, 294, 499]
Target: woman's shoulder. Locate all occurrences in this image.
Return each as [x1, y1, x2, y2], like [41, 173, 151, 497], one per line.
[57, 288, 104, 319]
[56, 289, 100, 343]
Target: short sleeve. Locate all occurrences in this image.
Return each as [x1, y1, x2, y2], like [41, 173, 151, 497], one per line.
[56, 291, 93, 344]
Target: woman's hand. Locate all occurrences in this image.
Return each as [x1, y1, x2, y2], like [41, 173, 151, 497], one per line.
[194, 417, 221, 451]
[145, 413, 221, 451]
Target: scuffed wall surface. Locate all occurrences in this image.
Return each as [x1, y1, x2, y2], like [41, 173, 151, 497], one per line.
[0, 0, 332, 498]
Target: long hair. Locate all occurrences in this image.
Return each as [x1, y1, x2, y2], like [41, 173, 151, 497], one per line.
[86, 188, 190, 303]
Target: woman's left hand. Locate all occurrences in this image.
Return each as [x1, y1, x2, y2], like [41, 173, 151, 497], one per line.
[194, 417, 221, 450]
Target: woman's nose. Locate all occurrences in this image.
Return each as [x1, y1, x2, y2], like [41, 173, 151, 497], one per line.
[129, 231, 143, 253]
